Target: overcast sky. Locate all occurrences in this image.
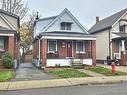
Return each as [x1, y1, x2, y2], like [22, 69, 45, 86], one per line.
[26, 0, 127, 29]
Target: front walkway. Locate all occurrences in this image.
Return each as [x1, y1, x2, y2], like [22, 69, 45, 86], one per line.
[97, 64, 127, 73]
[77, 69, 105, 77]
[12, 63, 56, 81]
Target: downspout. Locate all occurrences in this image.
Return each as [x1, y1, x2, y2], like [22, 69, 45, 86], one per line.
[38, 38, 40, 68]
[109, 28, 111, 58]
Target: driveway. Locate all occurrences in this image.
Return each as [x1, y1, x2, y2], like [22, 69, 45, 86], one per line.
[12, 63, 56, 81]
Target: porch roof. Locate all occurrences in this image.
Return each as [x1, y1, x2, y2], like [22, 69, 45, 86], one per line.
[39, 31, 96, 40]
[112, 33, 127, 40]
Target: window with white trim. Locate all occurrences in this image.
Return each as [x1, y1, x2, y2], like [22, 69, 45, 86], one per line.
[48, 40, 57, 52]
[0, 37, 4, 51]
[76, 41, 84, 53]
[61, 22, 72, 30]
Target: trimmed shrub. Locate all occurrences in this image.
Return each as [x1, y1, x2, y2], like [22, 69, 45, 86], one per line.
[2, 52, 14, 69]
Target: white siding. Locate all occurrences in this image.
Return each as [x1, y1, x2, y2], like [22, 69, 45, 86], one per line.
[95, 30, 109, 60]
[0, 16, 11, 29]
[46, 12, 85, 33]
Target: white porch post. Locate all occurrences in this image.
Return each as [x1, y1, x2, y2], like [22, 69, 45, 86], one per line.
[121, 40, 125, 53]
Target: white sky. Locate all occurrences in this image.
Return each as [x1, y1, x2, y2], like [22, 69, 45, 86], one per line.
[25, 0, 127, 29]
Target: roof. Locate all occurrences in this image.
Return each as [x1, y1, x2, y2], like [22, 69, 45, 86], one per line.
[88, 8, 127, 34]
[0, 9, 19, 18]
[35, 8, 88, 38]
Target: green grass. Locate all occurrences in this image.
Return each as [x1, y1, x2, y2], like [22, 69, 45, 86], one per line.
[0, 70, 14, 82]
[47, 68, 89, 78]
[89, 66, 127, 76]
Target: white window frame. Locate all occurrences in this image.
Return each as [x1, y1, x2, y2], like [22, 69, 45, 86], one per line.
[0, 37, 4, 51]
[48, 40, 57, 53]
[76, 40, 85, 53]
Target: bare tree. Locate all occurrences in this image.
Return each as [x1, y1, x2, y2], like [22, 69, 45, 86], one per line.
[0, 0, 28, 20]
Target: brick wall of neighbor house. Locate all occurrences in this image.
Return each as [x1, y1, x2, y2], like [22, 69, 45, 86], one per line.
[112, 40, 119, 59]
[41, 39, 47, 66]
[91, 40, 96, 66]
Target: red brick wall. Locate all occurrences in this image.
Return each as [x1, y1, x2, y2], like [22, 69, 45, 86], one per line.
[33, 40, 39, 58]
[41, 39, 47, 66]
[91, 40, 96, 66]
[112, 40, 119, 59]
[57, 40, 67, 58]
[8, 36, 15, 58]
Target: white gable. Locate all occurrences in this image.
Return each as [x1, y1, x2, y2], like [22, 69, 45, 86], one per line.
[45, 11, 87, 33]
[112, 12, 127, 33]
[34, 9, 88, 38]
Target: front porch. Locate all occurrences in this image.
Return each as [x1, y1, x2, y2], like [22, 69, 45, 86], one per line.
[112, 36, 127, 66]
[40, 38, 96, 67]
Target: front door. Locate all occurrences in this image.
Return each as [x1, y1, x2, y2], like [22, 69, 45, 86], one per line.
[67, 41, 72, 57]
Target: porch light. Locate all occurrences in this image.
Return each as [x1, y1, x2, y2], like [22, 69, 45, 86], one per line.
[62, 41, 66, 47]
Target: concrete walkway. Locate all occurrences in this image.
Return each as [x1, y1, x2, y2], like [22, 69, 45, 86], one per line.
[97, 64, 127, 73]
[1, 76, 127, 90]
[77, 69, 105, 77]
[12, 63, 56, 81]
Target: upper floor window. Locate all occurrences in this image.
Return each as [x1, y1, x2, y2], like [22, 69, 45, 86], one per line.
[61, 22, 72, 30]
[119, 25, 126, 33]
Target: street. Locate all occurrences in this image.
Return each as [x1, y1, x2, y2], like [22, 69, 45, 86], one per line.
[1, 83, 127, 95]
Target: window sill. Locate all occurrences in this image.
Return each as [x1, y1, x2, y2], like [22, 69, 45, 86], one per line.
[0, 49, 5, 52]
[76, 51, 85, 54]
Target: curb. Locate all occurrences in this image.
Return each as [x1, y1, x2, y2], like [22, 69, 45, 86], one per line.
[0, 76, 127, 91]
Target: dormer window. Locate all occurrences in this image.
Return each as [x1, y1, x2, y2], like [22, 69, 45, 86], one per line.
[119, 25, 126, 33]
[61, 22, 72, 30]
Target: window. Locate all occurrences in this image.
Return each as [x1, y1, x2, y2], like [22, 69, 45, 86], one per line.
[76, 41, 84, 53]
[61, 22, 72, 30]
[0, 37, 4, 51]
[119, 25, 125, 33]
[48, 40, 57, 52]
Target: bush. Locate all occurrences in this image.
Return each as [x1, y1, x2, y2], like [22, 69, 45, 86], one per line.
[2, 52, 14, 69]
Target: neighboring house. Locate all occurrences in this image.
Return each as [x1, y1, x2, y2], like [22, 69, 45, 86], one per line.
[33, 8, 96, 67]
[88, 8, 127, 66]
[0, 9, 20, 68]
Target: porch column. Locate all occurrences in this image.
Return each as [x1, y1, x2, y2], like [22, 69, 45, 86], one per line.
[91, 40, 96, 66]
[8, 36, 14, 58]
[121, 40, 126, 66]
[41, 39, 47, 67]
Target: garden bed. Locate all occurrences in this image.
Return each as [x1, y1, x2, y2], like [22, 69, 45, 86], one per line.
[47, 68, 89, 78]
[89, 66, 127, 76]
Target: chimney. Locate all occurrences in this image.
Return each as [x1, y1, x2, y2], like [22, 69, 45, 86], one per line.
[96, 16, 99, 23]
[36, 12, 39, 20]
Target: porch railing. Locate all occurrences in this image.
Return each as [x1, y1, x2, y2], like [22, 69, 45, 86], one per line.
[47, 51, 91, 59]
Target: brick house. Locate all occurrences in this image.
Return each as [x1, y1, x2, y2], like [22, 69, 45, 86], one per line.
[0, 10, 20, 68]
[88, 8, 127, 66]
[33, 8, 96, 67]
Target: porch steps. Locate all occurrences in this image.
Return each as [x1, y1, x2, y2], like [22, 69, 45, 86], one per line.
[71, 61, 84, 69]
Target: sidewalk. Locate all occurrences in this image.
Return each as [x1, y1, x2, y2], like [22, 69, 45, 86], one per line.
[97, 64, 127, 73]
[1, 76, 127, 91]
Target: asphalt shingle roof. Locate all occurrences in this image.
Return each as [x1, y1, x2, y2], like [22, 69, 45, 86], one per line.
[88, 8, 127, 34]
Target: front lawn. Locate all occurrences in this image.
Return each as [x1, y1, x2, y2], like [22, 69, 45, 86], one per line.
[0, 70, 14, 82]
[47, 68, 89, 78]
[89, 66, 127, 76]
